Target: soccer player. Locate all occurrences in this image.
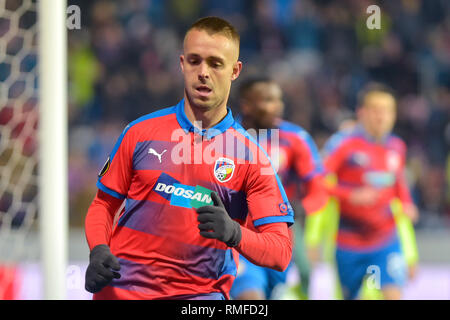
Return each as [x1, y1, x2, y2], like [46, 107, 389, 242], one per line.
[322, 83, 419, 300]
[84, 17, 294, 300]
[230, 78, 328, 300]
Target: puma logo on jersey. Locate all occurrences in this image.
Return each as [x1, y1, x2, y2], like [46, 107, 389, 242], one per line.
[148, 148, 167, 163]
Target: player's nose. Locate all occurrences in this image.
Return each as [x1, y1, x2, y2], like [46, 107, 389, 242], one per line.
[198, 62, 210, 80]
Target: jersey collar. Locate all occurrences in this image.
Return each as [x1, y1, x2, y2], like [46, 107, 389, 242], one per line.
[354, 124, 391, 144]
[175, 98, 235, 140]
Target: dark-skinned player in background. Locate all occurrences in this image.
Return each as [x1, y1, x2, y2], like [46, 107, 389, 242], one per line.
[230, 78, 328, 300]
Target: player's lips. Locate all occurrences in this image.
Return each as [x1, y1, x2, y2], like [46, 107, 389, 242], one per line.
[195, 85, 212, 97]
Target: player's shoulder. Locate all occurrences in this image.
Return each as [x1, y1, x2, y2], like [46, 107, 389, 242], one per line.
[323, 128, 358, 155]
[129, 105, 177, 128]
[231, 120, 257, 144]
[279, 120, 309, 137]
[123, 105, 177, 135]
[231, 121, 271, 162]
[387, 133, 406, 144]
[279, 120, 321, 153]
[279, 120, 316, 144]
[386, 133, 407, 152]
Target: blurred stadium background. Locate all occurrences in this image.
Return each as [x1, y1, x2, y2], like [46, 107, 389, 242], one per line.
[0, 0, 449, 299]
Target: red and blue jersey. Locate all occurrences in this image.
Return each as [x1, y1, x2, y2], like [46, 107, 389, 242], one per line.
[256, 121, 328, 215]
[93, 99, 294, 299]
[230, 120, 327, 298]
[323, 125, 413, 250]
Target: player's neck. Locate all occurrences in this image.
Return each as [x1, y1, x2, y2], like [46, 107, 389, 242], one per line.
[360, 125, 389, 143]
[183, 96, 228, 130]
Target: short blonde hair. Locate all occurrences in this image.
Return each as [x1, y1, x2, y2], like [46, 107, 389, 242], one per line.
[357, 82, 396, 109]
[185, 16, 240, 50]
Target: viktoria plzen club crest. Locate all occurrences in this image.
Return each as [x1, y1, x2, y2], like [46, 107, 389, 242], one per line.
[214, 157, 235, 183]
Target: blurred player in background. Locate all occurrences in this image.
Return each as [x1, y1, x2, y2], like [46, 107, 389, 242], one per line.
[230, 78, 328, 300]
[84, 17, 294, 300]
[322, 83, 419, 300]
[318, 117, 419, 300]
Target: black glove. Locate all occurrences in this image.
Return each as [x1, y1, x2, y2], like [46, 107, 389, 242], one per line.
[196, 192, 242, 247]
[85, 244, 121, 293]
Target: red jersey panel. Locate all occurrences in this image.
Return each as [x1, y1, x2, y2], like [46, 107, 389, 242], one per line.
[323, 126, 413, 250]
[91, 99, 294, 299]
[257, 121, 328, 215]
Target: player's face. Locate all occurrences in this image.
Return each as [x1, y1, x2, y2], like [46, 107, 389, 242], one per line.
[359, 92, 396, 139]
[242, 82, 284, 129]
[180, 29, 242, 111]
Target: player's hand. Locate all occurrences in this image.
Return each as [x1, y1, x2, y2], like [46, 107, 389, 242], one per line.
[196, 192, 242, 247]
[349, 187, 379, 206]
[85, 244, 121, 293]
[403, 203, 419, 224]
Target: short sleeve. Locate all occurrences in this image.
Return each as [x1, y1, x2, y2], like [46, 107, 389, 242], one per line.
[245, 143, 294, 227]
[96, 125, 134, 199]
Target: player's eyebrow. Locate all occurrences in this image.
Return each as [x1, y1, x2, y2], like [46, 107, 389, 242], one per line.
[185, 53, 201, 62]
[186, 53, 225, 65]
[207, 56, 225, 65]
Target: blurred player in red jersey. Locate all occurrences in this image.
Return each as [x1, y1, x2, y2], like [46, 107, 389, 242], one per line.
[322, 83, 419, 300]
[230, 78, 328, 300]
[84, 17, 294, 300]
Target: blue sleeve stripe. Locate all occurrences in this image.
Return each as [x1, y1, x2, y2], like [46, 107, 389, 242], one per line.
[323, 131, 351, 157]
[97, 181, 126, 200]
[253, 215, 295, 227]
[280, 121, 323, 167]
[109, 131, 127, 164]
[302, 132, 322, 166]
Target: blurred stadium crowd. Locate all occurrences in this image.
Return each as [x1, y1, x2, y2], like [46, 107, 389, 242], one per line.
[67, 0, 449, 228]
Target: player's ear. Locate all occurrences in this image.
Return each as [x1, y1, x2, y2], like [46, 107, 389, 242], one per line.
[231, 61, 242, 81]
[180, 55, 185, 73]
